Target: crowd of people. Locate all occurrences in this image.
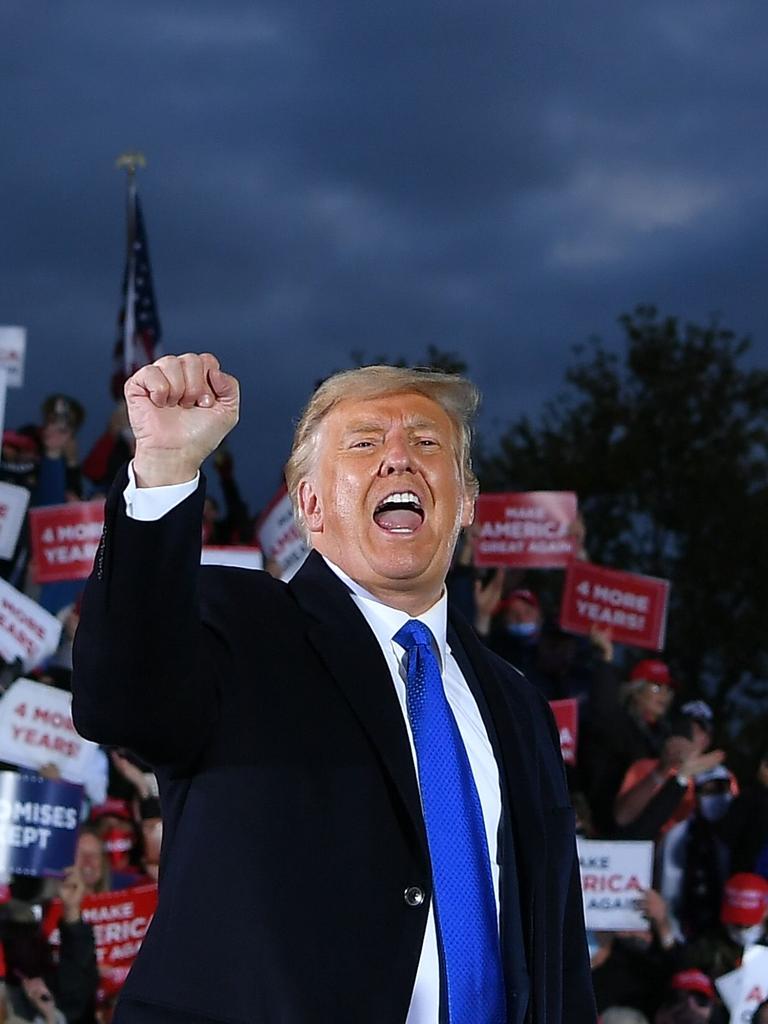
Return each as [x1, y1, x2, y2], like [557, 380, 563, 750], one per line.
[0, 389, 763, 1022]
[448, 535, 768, 1023]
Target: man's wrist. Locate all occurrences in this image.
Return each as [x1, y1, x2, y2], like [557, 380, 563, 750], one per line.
[133, 449, 201, 488]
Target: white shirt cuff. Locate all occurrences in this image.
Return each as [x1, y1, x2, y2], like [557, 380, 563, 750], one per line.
[123, 461, 200, 521]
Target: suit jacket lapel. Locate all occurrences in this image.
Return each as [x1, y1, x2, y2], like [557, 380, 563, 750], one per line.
[448, 607, 545, 897]
[289, 552, 428, 857]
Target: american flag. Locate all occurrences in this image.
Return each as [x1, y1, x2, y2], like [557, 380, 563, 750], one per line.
[111, 176, 162, 397]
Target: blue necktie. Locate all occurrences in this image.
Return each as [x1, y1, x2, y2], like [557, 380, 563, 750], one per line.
[394, 619, 506, 1024]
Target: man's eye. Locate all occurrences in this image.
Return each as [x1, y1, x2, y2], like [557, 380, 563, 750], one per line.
[351, 440, 374, 448]
[417, 438, 438, 447]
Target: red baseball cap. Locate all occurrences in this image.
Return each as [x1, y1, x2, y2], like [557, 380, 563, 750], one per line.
[89, 797, 132, 823]
[498, 589, 540, 612]
[2, 430, 38, 455]
[721, 873, 768, 926]
[670, 969, 715, 1000]
[629, 658, 676, 688]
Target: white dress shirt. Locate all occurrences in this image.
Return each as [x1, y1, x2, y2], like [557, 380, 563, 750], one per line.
[124, 465, 503, 1024]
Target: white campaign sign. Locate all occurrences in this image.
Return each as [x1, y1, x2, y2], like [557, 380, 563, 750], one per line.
[201, 546, 263, 570]
[0, 367, 7, 444]
[0, 327, 26, 388]
[257, 488, 308, 580]
[0, 678, 99, 784]
[0, 578, 61, 671]
[716, 945, 768, 1023]
[577, 838, 654, 931]
[0, 482, 30, 560]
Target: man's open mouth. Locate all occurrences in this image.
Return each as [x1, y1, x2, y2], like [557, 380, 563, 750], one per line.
[372, 491, 425, 533]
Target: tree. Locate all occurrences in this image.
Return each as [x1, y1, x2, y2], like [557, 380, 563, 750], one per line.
[480, 306, 768, 737]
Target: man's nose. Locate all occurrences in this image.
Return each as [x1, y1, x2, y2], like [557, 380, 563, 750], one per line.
[380, 434, 415, 475]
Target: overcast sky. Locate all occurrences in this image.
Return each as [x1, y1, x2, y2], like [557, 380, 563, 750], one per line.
[3, 1, 768, 513]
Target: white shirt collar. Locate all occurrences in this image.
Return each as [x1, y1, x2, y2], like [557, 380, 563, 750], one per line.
[321, 555, 449, 669]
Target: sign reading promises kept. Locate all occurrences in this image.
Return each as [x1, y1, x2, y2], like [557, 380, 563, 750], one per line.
[559, 561, 670, 650]
[473, 492, 578, 568]
[28, 500, 105, 584]
[0, 772, 81, 878]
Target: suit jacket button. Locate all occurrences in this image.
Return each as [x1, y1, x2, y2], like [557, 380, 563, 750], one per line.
[404, 886, 425, 907]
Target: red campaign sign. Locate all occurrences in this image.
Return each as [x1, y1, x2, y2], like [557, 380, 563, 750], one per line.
[473, 492, 578, 568]
[549, 698, 578, 766]
[559, 561, 670, 651]
[44, 883, 158, 1000]
[28, 501, 105, 584]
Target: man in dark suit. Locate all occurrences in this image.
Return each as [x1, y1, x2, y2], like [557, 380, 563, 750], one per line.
[72, 353, 595, 1024]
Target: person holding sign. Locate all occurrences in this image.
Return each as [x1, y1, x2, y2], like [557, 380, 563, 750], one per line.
[72, 353, 594, 1024]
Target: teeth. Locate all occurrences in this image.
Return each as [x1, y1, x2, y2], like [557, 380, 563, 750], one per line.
[381, 491, 422, 508]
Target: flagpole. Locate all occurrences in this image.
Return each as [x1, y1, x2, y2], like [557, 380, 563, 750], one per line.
[115, 153, 145, 379]
[110, 152, 161, 396]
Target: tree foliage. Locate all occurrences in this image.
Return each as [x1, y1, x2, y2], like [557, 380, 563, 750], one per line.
[480, 306, 768, 728]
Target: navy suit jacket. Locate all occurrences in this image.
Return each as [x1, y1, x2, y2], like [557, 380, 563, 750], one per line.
[71, 472, 595, 1023]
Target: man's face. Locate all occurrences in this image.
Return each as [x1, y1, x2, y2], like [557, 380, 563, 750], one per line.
[298, 392, 474, 612]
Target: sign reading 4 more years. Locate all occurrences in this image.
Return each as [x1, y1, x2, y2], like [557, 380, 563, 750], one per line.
[0, 678, 99, 785]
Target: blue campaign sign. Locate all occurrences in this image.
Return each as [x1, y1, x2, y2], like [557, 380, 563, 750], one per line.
[0, 771, 82, 878]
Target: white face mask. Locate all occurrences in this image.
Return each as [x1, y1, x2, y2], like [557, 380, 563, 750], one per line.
[726, 922, 764, 946]
[506, 621, 538, 639]
[698, 793, 732, 822]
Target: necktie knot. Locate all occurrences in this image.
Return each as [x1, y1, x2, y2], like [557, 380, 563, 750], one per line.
[394, 618, 435, 654]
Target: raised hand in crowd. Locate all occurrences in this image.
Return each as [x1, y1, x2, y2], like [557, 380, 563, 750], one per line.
[125, 353, 239, 487]
[110, 750, 153, 800]
[37, 762, 62, 782]
[639, 888, 676, 950]
[675, 745, 724, 782]
[473, 567, 505, 636]
[58, 864, 87, 924]
[589, 624, 614, 663]
[613, 736, 724, 831]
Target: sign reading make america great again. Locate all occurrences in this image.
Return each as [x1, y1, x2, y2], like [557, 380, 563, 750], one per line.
[474, 492, 578, 568]
[577, 838, 654, 932]
[549, 699, 578, 766]
[559, 561, 670, 651]
[256, 485, 308, 580]
[44, 883, 159, 1001]
[28, 501, 105, 584]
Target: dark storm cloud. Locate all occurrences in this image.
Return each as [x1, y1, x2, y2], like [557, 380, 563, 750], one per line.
[2, 1, 767, 511]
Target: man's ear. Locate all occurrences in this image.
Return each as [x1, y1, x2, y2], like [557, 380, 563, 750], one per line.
[298, 479, 323, 533]
[460, 490, 475, 529]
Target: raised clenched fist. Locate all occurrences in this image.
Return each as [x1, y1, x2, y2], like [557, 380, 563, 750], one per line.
[125, 353, 240, 487]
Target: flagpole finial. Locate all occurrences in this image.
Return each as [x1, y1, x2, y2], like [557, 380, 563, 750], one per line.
[115, 152, 147, 177]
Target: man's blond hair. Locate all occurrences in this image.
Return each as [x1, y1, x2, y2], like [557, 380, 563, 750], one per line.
[285, 364, 480, 533]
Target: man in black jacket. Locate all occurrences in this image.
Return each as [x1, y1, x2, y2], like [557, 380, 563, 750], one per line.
[72, 353, 594, 1024]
